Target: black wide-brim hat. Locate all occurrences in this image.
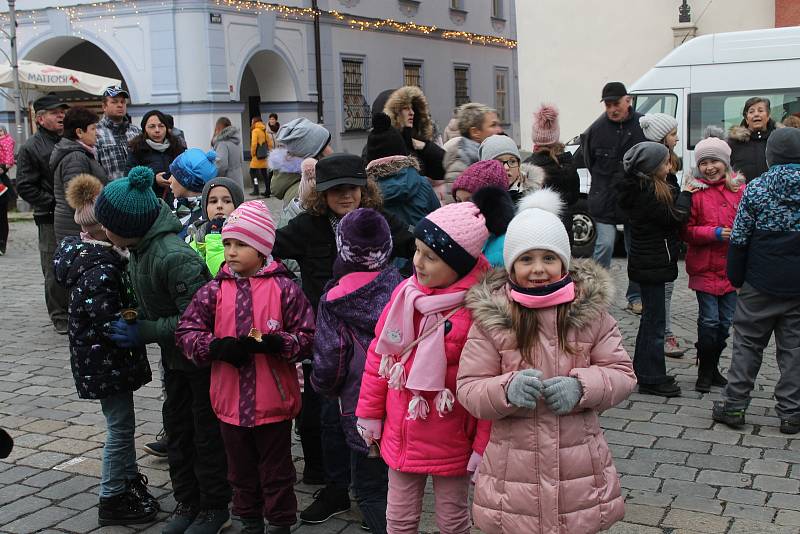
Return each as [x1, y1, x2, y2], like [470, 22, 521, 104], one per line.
[315, 153, 368, 192]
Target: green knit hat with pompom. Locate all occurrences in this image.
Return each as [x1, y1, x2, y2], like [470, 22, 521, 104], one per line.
[95, 166, 161, 238]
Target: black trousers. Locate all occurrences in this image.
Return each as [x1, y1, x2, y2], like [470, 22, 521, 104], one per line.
[163, 366, 231, 508]
[296, 363, 323, 479]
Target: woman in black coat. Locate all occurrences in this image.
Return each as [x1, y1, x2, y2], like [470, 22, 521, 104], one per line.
[127, 109, 185, 200]
[524, 147, 580, 242]
[728, 97, 776, 182]
[617, 142, 693, 398]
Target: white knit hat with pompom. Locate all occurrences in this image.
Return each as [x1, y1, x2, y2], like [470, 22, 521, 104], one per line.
[503, 188, 571, 271]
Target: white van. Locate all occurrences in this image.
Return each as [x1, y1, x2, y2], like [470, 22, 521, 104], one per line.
[569, 26, 800, 257]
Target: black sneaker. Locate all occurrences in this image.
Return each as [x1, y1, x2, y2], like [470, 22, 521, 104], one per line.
[712, 401, 746, 428]
[360, 520, 371, 531]
[127, 472, 160, 511]
[301, 468, 325, 486]
[163, 502, 199, 534]
[299, 486, 350, 524]
[239, 516, 264, 534]
[638, 381, 681, 398]
[185, 508, 231, 534]
[144, 428, 168, 458]
[98, 491, 159, 526]
[780, 419, 800, 435]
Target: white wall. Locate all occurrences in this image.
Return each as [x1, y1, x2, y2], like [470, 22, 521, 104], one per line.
[516, 0, 775, 150]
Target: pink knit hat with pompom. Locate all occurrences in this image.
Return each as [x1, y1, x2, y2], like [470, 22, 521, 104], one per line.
[221, 200, 276, 259]
[531, 103, 560, 147]
[452, 160, 508, 200]
[298, 157, 317, 201]
[413, 202, 488, 278]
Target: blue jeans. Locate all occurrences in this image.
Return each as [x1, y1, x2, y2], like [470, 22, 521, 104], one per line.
[351, 452, 389, 534]
[634, 283, 669, 385]
[99, 391, 138, 498]
[320, 396, 351, 490]
[696, 291, 737, 336]
[592, 222, 617, 269]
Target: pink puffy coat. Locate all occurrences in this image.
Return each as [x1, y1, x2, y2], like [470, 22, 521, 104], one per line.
[356, 257, 491, 476]
[457, 260, 636, 534]
[680, 175, 745, 296]
[176, 261, 315, 427]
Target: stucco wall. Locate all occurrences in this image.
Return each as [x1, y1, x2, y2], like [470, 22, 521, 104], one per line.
[516, 0, 775, 150]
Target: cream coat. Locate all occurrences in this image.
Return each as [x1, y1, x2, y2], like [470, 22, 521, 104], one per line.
[456, 261, 637, 534]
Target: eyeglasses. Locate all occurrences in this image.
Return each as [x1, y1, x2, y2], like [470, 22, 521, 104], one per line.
[500, 159, 519, 169]
[103, 85, 128, 98]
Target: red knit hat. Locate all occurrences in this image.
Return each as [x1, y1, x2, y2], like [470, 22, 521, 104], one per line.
[221, 200, 276, 258]
[452, 160, 508, 200]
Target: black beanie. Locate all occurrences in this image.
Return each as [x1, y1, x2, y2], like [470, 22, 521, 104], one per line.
[366, 112, 409, 163]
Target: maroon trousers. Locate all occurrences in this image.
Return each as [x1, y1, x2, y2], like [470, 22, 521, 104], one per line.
[219, 419, 297, 525]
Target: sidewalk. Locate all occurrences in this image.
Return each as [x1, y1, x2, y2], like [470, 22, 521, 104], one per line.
[0, 219, 797, 534]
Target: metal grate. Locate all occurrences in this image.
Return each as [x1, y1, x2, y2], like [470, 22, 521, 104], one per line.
[495, 68, 508, 123]
[404, 63, 422, 88]
[342, 59, 370, 131]
[454, 66, 470, 107]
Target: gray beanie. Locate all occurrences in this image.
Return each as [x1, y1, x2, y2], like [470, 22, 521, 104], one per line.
[201, 176, 244, 216]
[640, 113, 678, 142]
[276, 117, 332, 159]
[479, 134, 521, 162]
[623, 142, 670, 177]
[766, 127, 800, 167]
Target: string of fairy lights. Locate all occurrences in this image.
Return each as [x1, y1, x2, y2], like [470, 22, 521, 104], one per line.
[0, 0, 516, 49]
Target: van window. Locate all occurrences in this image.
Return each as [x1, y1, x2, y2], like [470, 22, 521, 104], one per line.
[633, 93, 678, 117]
[688, 88, 800, 149]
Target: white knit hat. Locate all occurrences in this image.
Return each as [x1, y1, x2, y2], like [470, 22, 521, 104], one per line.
[640, 113, 678, 143]
[503, 188, 571, 272]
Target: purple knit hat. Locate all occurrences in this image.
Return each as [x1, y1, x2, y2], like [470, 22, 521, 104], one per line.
[333, 208, 393, 279]
[452, 160, 508, 200]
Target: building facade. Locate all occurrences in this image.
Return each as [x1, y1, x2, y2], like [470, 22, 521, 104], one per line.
[1, 0, 519, 155]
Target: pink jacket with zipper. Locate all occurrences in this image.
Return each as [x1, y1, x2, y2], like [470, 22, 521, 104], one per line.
[680, 175, 744, 296]
[356, 257, 491, 476]
[176, 261, 315, 427]
[457, 261, 636, 534]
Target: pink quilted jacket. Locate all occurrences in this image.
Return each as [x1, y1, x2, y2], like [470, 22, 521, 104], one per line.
[356, 257, 491, 476]
[457, 261, 636, 534]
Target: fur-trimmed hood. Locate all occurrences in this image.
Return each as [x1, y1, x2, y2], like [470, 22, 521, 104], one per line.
[685, 173, 744, 192]
[466, 259, 613, 334]
[366, 155, 420, 180]
[383, 85, 434, 141]
[729, 121, 777, 143]
[212, 125, 241, 145]
[268, 147, 303, 174]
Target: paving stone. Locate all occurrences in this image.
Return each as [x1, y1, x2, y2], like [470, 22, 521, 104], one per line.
[16, 450, 73, 469]
[0, 495, 50, 524]
[18, 419, 68, 434]
[774, 510, 800, 527]
[696, 470, 752, 488]
[0, 465, 41, 484]
[686, 453, 744, 472]
[741, 434, 788, 449]
[752, 474, 800, 493]
[38, 475, 98, 499]
[602, 407, 653, 421]
[682, 427, 742, 445]
[728, 518, 799, 534]
[611, 459, 656, 477]
[603, 430, 656, 448]
[60, 491, 101, 511]
[3, 506, 77, 533]
[653, 464, 696, 481]
[654, 436, 711, 453]
[710, 443, 763, 459]
[723, 502, 776, 522]
[718, 487, 768, 506]
[625, 421, 683, 437]
[661, 479, 718, 499]
[767, 493, 800, 511]
[661, 509, 731, 533]
[618, 503, 664, 526]
[19, 468, 72, 488]
[11, 432, 58, 448]
[671, 495, 724, 515]
[630, 447, 688, 464]
[624, 489, 674, 507]
[608, 444, 633, 459]
[620, 475, 661, 492]
[40, 437, 100, 455]
[651, 412, 714, 429]
[0, 484, 39, 505]
[764, 449, 800, 463]
[743, 458, 789, 476]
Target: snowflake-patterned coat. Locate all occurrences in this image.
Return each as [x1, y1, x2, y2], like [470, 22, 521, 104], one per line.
[176, 260, 315, 427]
[54, 236, 152, 399]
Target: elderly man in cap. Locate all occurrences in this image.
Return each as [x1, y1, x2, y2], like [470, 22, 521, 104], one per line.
[581, 81, 647, 313]
[95, 84, 140, 180]
[16, 94, 71, 333]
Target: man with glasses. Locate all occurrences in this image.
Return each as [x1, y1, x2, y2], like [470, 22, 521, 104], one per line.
[96, 85, 140, 181]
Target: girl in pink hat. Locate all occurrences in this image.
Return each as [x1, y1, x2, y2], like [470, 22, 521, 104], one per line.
[176, 200, 315, 534]
[357, 201, 503, 534]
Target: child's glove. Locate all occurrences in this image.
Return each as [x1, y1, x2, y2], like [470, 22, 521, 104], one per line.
[542, 376, 583, 415]
[204, 216, 227, 234]
[108, 319, 143, 348]
[357, 417, 382, 446]
[240, 334, 284, 355]
[467, 451, 482, 484]
[209, 337, 252, 368]
[505, 369, 544, 409]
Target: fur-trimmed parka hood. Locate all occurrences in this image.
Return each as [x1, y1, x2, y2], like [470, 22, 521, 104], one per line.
[383, 85, 434, 141]
[365, 154, 420, 180]
[685, 173, 744, 192]
[268, 147, 303, 174]
[729, 121, 777, 143]
[466, 259, 614, 334]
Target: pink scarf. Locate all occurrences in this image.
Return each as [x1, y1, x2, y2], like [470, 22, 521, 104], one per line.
[375, 279, 465, 420]
[507, 280, 575, 309]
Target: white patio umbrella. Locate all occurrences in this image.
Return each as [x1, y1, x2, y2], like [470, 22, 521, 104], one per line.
[0, 60, 120, 96]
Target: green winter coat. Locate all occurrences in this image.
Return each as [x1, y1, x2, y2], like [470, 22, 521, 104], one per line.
[189, 232, 225, 276]
[128, 201, 211, 370]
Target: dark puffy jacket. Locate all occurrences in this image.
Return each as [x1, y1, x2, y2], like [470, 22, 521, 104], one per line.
[617, 173, 692, 284]
[311, 267, 404, 453]
[127, 141, 185, 198]
[51, 138, 109, 243]
[53, 237, 152, 399]
[273, 209, 415, 308]
[524, 151, 581, 239]
[728, 123, 775, 183]
[15, 127, 60, 221]
[581, 109, 647, 224]
[367, 155, 440, 228]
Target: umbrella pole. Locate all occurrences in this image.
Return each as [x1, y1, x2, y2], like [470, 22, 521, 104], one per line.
[8, 0, 22, 142]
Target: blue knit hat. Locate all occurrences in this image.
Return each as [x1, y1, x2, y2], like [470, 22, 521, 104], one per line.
[169, 148, 218, 193]
[95, 166, 161, 238]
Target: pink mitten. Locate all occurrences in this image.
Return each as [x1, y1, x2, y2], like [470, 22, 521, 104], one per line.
[467, 451, 482, 483]
[357, 417, 383, 446]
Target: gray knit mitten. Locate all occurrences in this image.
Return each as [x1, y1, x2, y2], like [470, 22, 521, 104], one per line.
[542, 376, 583, 415]
[505, 369, 544, 409]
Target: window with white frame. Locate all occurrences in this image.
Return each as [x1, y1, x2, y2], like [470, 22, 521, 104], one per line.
[454, 66, 470, 107]
[491, 0, 503, 18]
[495, 68, 508, 123]
[403, 62, 423, 88]
[342, 58, 370, 131]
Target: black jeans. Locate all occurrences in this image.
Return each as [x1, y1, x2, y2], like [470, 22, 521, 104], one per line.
[296, 363, 323, 479]
[634, 282, 669, 385]
[163, 366, 231, 509]
[320, 396, 352, 490]
[351, 452, 388, 534]
[37, 222, 68, 324]
[0, 199, 8, 251]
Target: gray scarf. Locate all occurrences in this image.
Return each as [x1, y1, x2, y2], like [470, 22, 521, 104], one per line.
[146, 138, 171, 152]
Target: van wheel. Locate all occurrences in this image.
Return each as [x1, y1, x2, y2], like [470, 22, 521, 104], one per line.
[571, 198, 596, 258]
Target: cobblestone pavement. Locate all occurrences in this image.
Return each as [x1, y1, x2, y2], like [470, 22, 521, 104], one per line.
[1, 218, 798, 534]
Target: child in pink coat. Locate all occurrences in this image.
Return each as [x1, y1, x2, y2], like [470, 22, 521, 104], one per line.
[456, 189, 637, 534]
[176, 200, 315, 534]
[356, 201, 497, 534]
[681, 137, 745, 393]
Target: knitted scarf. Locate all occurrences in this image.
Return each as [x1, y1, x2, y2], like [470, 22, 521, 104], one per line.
[146, 139, 171, 152]
[507, 274, 575, 309]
